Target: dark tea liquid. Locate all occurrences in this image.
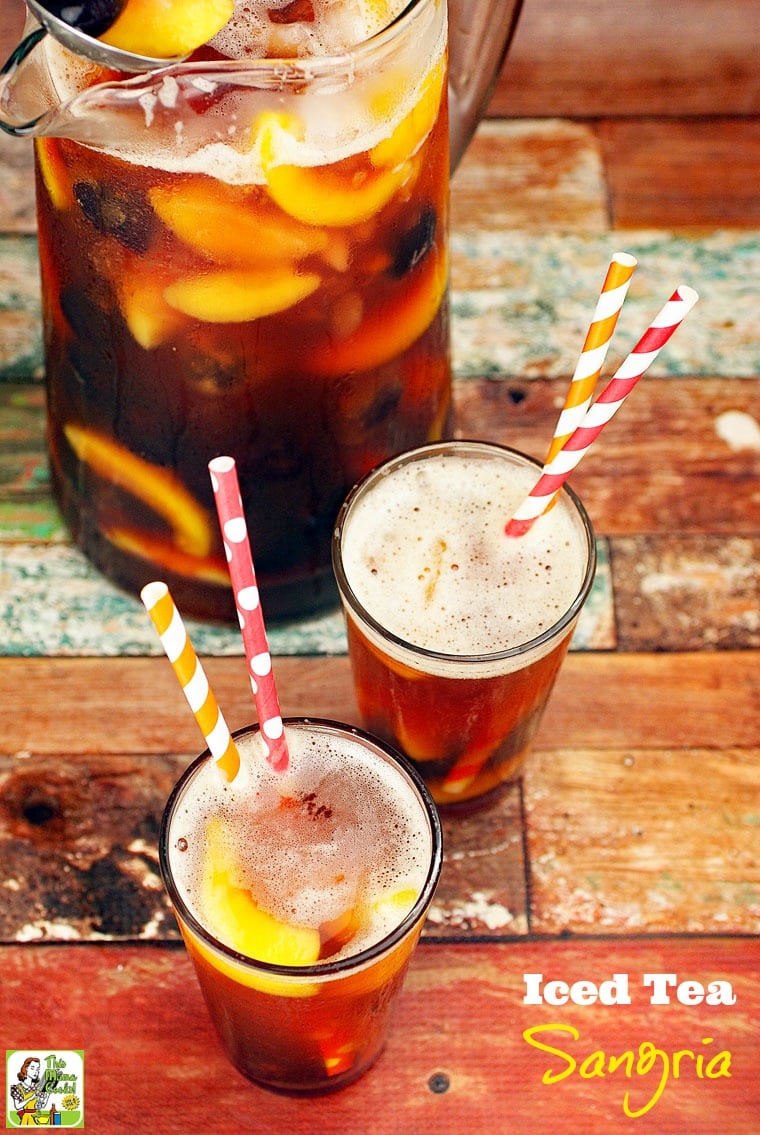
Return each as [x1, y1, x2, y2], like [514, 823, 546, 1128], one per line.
[35, 0, 450, 619]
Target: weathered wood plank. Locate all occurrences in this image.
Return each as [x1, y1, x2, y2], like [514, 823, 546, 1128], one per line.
[496, 0, 760, 118]
[1, 653, 756, 757]
[612, 535, 759, 651]
[0, 758, 504, 946]
[598, 119, 760, 229]
[1, 652, 755, 940]
[524, 747, 760, 935]
[0, 750, 528, 942]
[451, 119, 608, 234]
[1, 939, 757, 1132]
[457, 376, 760, 541]
[449, 231, 760, 380]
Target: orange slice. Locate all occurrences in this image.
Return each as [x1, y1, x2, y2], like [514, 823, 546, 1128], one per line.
[370, 58, 446, 169]
[63, 424, 213, 556]
[309, 247, 447, 376]
[35, 138, 75, 211]
[118, 269, 188, 349]
[255, 109, 412, 228]
[104, 527, 230, 585]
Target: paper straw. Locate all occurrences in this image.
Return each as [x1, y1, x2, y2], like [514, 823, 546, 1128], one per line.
[544, 252, 638, 464]
[141, 581, 240, 783]
[506, 284, 699, 538]
[440, 739, 499, 798]
[208, 456, 289, 773]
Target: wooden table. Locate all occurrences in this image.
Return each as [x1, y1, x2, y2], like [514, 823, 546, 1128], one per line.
[1, 2, 758, 1131]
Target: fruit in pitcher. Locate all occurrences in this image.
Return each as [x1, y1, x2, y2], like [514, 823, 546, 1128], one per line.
[149, 180, 329, 266]
[100, 0, 234, 58]
[163, 267, 321, 322]
[46, 0, 127, 37]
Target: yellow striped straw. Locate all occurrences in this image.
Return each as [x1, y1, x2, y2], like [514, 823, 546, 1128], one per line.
[141, 581, 240, 782]
[545, 252, 638, 464]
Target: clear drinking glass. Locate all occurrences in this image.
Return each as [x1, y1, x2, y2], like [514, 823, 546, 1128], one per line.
[160, 718, 442, 1092]
[333, 440, 597, 809]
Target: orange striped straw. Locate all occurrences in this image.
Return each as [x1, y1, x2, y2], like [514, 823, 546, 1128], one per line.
[506, 284, 699, 539]
[544, 252, 638, 464]
[141, 581, 240, 782]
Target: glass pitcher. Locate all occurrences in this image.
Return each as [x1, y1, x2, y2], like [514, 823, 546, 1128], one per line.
[0, 0, 523, 622]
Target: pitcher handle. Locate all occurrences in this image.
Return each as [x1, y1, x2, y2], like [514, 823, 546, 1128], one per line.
[0, 25, 48, 136]
[448, 0, 524, 169]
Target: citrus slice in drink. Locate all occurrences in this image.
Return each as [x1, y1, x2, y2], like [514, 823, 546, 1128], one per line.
[265, 160, 413, 229]
[63, 425, 213, 556]
[100, 0, 234, 58]
[193, 818, 321, 997]
[163, 267, 320, 322]
[149, 180, 329, 267]
[35, 138, 75, 212]
[104, 527, 230, 585]
[118, 267, 188, 349]
[370, 58, 445, 170]
[254, 112, 412, 229]
[309, 246, 447, 376]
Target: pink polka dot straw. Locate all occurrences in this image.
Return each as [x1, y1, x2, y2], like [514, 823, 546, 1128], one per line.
[506, 284, 699, 538]
[209, 456, 289, 773]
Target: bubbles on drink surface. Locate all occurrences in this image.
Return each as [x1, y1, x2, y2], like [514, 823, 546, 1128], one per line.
[341, 451, 589, 660]
[211, 0, 410, 60]
[170, 725, 431, 962]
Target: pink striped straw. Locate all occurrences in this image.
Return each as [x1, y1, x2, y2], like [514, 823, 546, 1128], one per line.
[208, 456, 289, 773]
[506, 285, 699, 538]
[544, 252, 638, 464]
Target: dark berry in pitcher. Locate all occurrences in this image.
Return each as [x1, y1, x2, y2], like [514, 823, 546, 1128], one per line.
[44, 0, 127, 37]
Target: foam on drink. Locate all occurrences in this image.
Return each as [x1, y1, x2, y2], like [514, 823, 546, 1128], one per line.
[211, 0, 410, 60]
[41, 0, 445, 182]
[168, 723, 432, 962]
[340, 449, 589, 665]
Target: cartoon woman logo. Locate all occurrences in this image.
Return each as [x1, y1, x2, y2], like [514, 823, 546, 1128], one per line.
[9, 1057, 53, 1126]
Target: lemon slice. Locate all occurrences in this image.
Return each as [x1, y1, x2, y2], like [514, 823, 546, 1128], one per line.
[191, 818, 321, 997]
[100, 0, 234, 58]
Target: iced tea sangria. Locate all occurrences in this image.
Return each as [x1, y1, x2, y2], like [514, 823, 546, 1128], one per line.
[333, 442, 597, 808]
[35, 0, 450, 619]
[160, 718, 442, 1091]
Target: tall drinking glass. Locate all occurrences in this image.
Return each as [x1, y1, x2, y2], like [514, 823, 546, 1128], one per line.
[160, 717, 442, 1092]
[333, 440, 597, 809]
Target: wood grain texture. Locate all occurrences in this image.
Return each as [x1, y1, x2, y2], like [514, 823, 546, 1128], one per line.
[495, 0, 760, 118]
[1, 652, 757, 757]
[1, 939, 757, 1133]
[1, 652, 756, 940]
[598, 118, 760, 229]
